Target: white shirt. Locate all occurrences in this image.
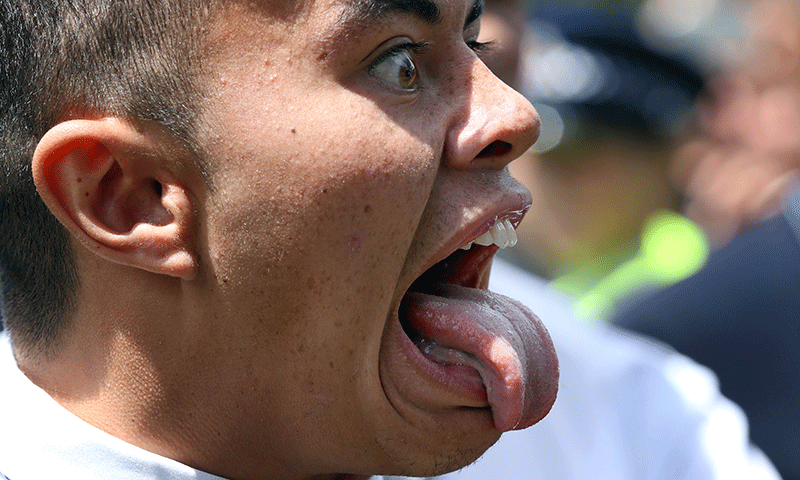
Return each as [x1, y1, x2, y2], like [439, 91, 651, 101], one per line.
[0, 259, 781, 479]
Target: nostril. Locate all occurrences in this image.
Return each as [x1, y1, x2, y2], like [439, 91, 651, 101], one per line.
[476, 140, 512, 159]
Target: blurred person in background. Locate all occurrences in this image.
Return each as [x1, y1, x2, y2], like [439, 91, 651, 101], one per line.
[502, 3, 711, 320]
[666, 0, 800, 247]
[615, 1, 800, 478]
[401, 1, 782, 479]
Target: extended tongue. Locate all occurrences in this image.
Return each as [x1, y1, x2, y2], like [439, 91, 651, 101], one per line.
[402, 285, 558, 432]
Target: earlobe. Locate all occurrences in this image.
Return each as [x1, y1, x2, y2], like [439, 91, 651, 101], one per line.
[32, 118, 199, 279]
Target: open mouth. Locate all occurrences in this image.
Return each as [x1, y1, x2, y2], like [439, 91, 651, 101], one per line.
[406, 244, 496, 297]
[400, 218, 514, 349]
[395, 217, 558, 433]
[400, 244, 496, 371]
[404, 216, 519, 299]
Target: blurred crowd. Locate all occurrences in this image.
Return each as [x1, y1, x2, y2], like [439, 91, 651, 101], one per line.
[499, 0, 800, 478]
[505, 0, 800, 313]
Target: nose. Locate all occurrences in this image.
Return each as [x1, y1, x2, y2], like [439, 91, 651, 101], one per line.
[442, 59, 541, 170]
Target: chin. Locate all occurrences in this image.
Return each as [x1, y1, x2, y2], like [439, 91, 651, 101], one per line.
[380, 433, 499, 479]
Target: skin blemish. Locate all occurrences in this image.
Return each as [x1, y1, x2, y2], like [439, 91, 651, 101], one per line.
[346, 233, 362, 256]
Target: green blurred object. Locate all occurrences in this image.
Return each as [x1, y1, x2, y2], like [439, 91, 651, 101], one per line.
[552, 211, 710, 320]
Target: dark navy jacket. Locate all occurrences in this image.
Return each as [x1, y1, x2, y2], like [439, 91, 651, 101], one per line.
[614, 188, 800, 480]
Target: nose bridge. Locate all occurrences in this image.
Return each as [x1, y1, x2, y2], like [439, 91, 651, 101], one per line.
[443, 58, 540, 170]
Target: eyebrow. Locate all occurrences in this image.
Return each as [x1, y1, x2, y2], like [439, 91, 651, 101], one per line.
[320, 0, 484, 56]
[464, 0, 483, 29]
[339, 0, 443, 29]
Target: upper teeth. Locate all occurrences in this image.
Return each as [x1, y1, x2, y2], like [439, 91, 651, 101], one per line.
[460, 219, 519, 250]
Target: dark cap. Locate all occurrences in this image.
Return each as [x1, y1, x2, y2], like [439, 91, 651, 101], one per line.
[521, 5, 706, 152]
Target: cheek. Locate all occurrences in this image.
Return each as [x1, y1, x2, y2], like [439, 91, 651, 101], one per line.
[202, 73, 441, 339]
[304, 142, 438, 275]
[206, 124, 438, 318]
[294, 106, 440, 265]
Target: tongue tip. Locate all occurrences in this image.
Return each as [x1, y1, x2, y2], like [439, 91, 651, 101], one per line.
[491, 362, 560, 433]
[492, 412, 522, 433]
[492, 392, 558, 433]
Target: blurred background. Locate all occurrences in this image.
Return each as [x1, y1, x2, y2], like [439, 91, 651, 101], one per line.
[487, 0, 800, 478]
[503, 0, 800, 317]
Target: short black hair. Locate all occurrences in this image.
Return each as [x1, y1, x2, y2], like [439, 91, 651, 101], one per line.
[0, 0, 210, 355]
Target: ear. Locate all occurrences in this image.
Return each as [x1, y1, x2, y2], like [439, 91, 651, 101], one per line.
[32, 118, 199, 279]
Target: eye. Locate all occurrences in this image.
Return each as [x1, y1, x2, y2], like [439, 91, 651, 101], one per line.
[369, 42, 428, 92]
[467, 38, 493, 54]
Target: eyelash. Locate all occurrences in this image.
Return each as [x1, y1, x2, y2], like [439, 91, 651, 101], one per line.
[369, 36, 494, 71]
[467, 39, 494, 54]
[370, 41, 431, 69]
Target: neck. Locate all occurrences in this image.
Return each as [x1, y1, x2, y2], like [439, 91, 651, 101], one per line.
[15, 260, 208, 462]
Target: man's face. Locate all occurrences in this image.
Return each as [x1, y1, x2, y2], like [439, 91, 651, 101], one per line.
[192, 0, 555, 477]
